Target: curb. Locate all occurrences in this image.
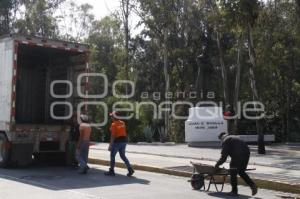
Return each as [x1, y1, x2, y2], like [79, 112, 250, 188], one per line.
[88, 158, 300, 195]
[90, 146, 298, 170]
[136, 142, 176, 146]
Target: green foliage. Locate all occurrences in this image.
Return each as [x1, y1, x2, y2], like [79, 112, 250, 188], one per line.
[2, 0, 300, 143]
[14, 0, 64, 37]
[57, 1, 95, 41]
[143, 125, 154, 142]
[0, 0, 19, 34]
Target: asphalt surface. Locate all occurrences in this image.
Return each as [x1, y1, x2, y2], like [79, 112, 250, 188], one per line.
[90, 143, 300, 170]
[0, 164, 297, 199]
[89, 143, 300, 187]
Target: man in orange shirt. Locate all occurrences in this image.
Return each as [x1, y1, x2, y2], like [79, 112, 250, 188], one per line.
[76, 114, 91, 174]
[105, 111, 134, 177]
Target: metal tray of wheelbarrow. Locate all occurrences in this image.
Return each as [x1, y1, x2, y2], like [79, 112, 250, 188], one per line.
[191, 162, 228, 175]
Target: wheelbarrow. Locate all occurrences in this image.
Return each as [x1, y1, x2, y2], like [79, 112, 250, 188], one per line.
[188, 162, 256, 192]
[189, 162, 231, 192]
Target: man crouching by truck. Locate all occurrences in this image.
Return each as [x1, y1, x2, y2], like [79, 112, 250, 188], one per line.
[215, 132, 258, 196]
[76, 115, 91, 174]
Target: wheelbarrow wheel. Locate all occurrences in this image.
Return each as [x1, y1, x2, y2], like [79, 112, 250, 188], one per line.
[190, 174, 204, 190]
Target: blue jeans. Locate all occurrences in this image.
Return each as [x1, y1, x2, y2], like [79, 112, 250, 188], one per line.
[110, 142, 131, 170]
[76, 141, 89, 169]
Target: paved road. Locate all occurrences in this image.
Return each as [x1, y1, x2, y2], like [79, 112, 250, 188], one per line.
[90, 143, 300, 170]
[0, 164, 296, 199]
[89, 143, 300, 186]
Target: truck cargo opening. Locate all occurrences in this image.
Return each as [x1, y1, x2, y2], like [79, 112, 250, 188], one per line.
[15, 44, 86, 124]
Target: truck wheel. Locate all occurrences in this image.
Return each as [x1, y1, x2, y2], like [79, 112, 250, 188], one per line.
[0, 133, 12, 168]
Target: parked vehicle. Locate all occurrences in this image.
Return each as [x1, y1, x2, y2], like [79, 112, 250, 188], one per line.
[0, 34, 89, 167]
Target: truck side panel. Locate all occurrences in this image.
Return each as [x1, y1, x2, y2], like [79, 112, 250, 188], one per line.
[0, 39, 13, 131]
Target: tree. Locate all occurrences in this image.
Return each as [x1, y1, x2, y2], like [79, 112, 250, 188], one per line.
[57, 1, 95, 41]
[133, 0, 174, 140]
[14, 0, 65, 38]
[239, 0, 265, 154]
[296, 0, 300, 18]
[0, 0, 18, 34]
[88, 16, 123, 87]
[207, 0, 230, 106]
[120, 0, 132, 87]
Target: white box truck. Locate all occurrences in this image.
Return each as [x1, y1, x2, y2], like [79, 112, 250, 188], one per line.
[0, 34, 89, 167]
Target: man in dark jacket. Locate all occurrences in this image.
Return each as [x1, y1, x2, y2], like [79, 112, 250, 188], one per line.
[215, 132, 258, 196]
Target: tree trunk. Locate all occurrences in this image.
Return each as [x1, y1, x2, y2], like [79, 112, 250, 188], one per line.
[286, 75, 291, 141]
[195, 65, 202, 98]
[281, 71, 287, 141]
[296, 0, 300, 18]
[163, 27, 170, 141]
[247, 23, 265, 154]
[233, 33, 243, 134]
[208, 0, 229, 106]
[121, 0, 130, 95]
[285, 49, 294, 142]
[216, 31, 230, 106]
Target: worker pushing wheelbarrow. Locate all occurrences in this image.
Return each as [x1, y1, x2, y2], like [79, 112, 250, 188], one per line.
[189, 132, 258, 197]
[189, 162, 256, 192]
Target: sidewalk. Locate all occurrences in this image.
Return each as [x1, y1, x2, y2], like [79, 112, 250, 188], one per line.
[88, 143, 300, 194]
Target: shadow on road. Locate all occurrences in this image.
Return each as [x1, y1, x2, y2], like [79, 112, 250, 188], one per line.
[0, 165, 151, 191]
[207, 192, 262, 199]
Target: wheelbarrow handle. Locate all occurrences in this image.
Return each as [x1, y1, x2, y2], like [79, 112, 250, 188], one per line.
[228, 168, 256, 171]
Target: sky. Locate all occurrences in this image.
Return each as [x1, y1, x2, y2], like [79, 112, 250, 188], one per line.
[52, 0, 143, 38]
[75, 0, 121, 20]
[72, 0, 142, 35]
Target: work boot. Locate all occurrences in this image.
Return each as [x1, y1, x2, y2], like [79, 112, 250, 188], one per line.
[127, 167, 134, 177]
[70, 163, 79, 170]
[104, 169, 115, 176]
[251, 184, 258, 196]
[228, 188, 238, 196]
[78, 167, 87, 174]
[82, 165, 90, 174]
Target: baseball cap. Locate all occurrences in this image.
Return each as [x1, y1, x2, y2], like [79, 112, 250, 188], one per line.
[80, 114, 89, 123]
[109, 111, 117, 118]
[218, 132, 228, 140]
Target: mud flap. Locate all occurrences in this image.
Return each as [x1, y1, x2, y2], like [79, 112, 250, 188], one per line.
[10, 143, 34, 167]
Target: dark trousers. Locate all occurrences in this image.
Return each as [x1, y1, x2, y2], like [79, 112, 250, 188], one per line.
[66, 141, 78, 166]
[110, 142, 131, 170]
[76, 141, 90, 170]
[230, 153, 255, 192]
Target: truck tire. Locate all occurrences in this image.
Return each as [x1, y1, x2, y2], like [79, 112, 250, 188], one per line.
[0, 133, 12, 168]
